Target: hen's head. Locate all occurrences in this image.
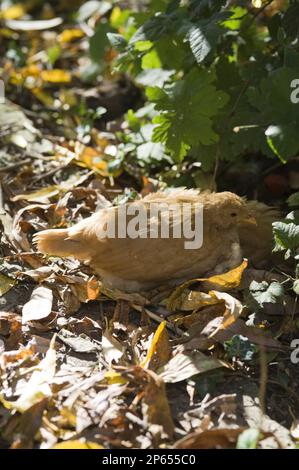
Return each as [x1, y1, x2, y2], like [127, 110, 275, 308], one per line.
[204, 192, 256, 228]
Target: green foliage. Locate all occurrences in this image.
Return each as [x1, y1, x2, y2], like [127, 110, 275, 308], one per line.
[288, 191, 299, 207]
[224, 334, 258, 362]
[237, 428, 260, 449]
[90, 22, 113, 64]
[249, 281, 284, 309]
[100, 0, 299, 168]
[147, 68, 228, 160]
[272, 196, 299, 296]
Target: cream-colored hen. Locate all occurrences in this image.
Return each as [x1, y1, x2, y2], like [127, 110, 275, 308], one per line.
[34, 189, 256, 292]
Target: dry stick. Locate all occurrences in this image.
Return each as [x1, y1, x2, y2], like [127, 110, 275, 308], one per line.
[132, 303, 184, 338]
[2, 251, 43, 260]
[259, 345, 268, 419]
[0, 159, 31, 173]
[0, 182, 4, 215]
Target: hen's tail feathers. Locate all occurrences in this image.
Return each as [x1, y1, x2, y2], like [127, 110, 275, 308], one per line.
[33, 229, 81, 257]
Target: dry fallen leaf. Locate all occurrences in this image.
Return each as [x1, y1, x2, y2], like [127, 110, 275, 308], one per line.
[40, 70, 71, 83]
[2, 335, 57, 412]
[140, 321, 167, 368]
[76, 146, 109, 176]
[102, 329, 125, 366]
[0, 4, 26, 20]
[22, 286, 53, 324]
[209, 290, 243, 332]
[0, 273, 15, 296]
[52, 440, 103, 449]
[142, 369, 174, 439]
[158, 350, 226, 383]
[203, 317, 282, 350]
[174, 427, 246, 449]
[167, 260, 248, 311]
[11, 186, 60, 203]
[58, 29, 85, 43]
[201, 259, 248, 290]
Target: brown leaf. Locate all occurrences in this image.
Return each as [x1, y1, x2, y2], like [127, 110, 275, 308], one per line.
[174, 427, 246, 449]
[158, 351, 226, 383]
[142, 370, 174, 439]
[202, 318, 282, 350]
[0, 273, 15, 296]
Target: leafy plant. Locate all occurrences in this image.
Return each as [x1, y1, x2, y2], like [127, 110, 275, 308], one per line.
[102, 0, 299, 169]
[224, 334, 258, 362]
[272, 191, 299, 295]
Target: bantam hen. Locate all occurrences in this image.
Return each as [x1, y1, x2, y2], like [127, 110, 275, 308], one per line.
[34, 189, 259, 292]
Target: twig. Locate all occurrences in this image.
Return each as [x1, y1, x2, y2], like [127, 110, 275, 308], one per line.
[241, 0, 275, 31]
[0, 182, 4, 215]
[132, 304, 184, 338]
[259, 346, 268, 417]
[0, 159, 31, 173]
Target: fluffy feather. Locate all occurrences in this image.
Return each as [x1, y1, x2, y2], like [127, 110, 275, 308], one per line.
[33, 190, 269, 292]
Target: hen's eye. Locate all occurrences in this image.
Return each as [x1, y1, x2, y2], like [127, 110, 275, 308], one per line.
[231, 212, 237, 217]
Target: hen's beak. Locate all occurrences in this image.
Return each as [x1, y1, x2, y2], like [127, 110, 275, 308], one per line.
[242, 214, 257, 225]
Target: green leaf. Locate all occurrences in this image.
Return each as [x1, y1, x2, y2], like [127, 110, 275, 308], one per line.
[47, 44, 61, 65]
[288, 192, 299, 207]
[130, 14, 174, 44]
[137, 141, 166, 163]
[293, 280, 299, 295]
[249, 281, 284, 308]
[147, 68, 229, 161]
[273, 220, 299, 251]
[247, 67, 299, 135]
[223, 6, 247, 31]
[187, 20, 221, 63]
[282, 3, 299, 40]
[224, 335, 258, 361]
[136, 68, 174, 87]
[89, 22, 112, 63]
[141, 48, 161, 69]
[237, 428, 260, 449]
[107, 33, 127, 52]
[265, 124, 299, 163]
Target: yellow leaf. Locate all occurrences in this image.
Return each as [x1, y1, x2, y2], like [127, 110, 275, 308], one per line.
[76, 146, 109, 176]
[12, 335, 57, 412]
[0, 273, 15, 297]
[167, 260, 248, 311]
[110, 6, 122, 27]
[31, 88, 55, 107]
[11, 173, 86, 203]
[20, 64, 40, 78]
[0, 28, 16, 38]
[202, 259, 248, 289]
[52, 440, 103, 449]
[11, 185, 59, 203]
[60, 408, 77, 428]
[41, 69, 71, 83]
[140, 321, 166, 368]
[170, 290, 220, 312]
[209, 291, 244, 334]
[58, 29, 84, 43]
[104, 370, 127, 385]
[87, 278, 100, 300]
[0, 4, 26, 20]
[252, 0, 263, 7]
[0, 395, 14, 410]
